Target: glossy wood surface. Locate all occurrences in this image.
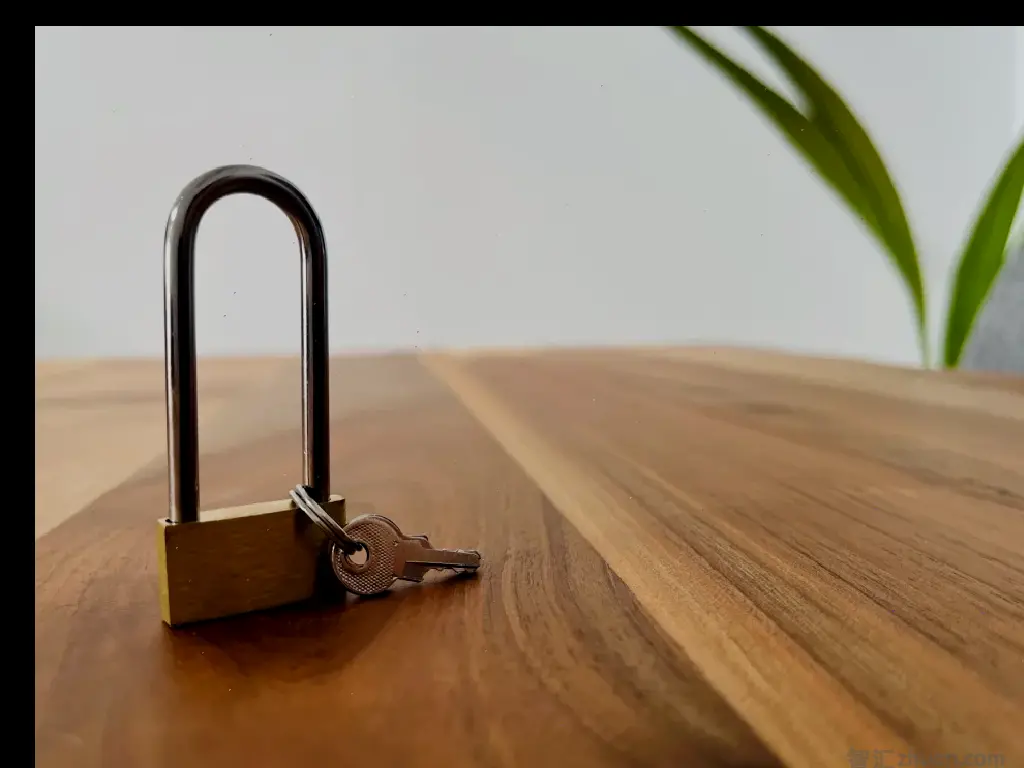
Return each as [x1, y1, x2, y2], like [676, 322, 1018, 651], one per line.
[35, 349, 1024, 768]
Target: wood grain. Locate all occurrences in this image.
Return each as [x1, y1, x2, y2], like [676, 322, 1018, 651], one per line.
[34, 357, 296, 538]
[35, 349, 1024, 768]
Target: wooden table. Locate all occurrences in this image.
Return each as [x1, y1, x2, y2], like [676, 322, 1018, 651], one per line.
[35, 349, 1024, 768]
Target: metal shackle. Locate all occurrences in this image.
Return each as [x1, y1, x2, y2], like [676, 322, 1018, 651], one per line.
[162, 165, 331, 524]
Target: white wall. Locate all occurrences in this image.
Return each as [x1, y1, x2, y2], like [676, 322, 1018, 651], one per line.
[1017, 26, 1024, 136]
[34, 26, 1019, 365]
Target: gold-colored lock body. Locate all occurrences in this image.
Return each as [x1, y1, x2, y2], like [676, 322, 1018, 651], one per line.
[157, 496, 345, 626]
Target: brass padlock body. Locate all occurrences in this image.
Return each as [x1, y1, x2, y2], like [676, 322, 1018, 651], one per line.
[157, 497, 345, 626]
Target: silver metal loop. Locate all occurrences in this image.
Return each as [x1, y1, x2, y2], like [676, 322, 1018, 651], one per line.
[163, 165, 331, 523]
[289, 485, 361, 555]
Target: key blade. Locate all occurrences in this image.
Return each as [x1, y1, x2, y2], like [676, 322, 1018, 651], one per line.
[395, 539, 482, 581]
[406, 548, 482, 569]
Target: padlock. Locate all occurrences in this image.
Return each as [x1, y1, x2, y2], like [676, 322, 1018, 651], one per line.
[156, 165, 345, 627]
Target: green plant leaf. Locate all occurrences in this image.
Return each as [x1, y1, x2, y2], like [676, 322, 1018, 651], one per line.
[741, 26, 927, 365]
[942, 135, 1024, 368]
[668, 26, 929, 365]
[667, 28, 878, 234]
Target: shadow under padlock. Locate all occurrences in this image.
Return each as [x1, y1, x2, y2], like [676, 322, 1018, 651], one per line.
[156, 165, 346, 627]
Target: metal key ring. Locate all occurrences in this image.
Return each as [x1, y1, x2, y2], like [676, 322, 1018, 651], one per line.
[290, 485, 362, 555]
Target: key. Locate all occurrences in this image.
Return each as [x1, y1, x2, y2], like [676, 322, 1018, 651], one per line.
[330, 514, 482, 596]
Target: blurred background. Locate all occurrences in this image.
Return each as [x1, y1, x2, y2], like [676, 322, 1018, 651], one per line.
[34, 26, 1024, 367]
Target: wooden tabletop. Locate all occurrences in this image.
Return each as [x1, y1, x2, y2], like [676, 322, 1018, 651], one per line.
[35, 349, 1024, 768]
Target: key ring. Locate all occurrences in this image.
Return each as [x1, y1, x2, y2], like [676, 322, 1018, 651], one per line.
[290, 484, 363, 555]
